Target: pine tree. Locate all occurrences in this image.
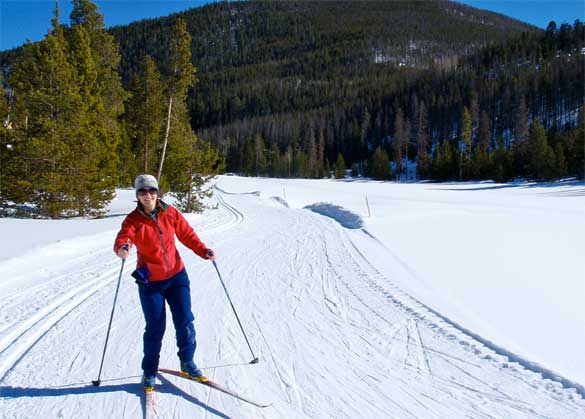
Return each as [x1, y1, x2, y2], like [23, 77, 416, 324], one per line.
[293, 144, 308, 178]
[70, 0, 128, 181]
[570, 107, 585, 179]
[164, 99, 198, 190]
[306, 128, 318, 178]
[369, 147, 390, 180]
[173, 134, 224, 213]
[392, 104, 404, 179]
[268, 142, 281, 177]
[416, 101, 430, 179]
[513, 97, 530, 177]
[126, 55, 165, 174]
[490, 136, 513, 182]
[554, 142, 568, 179]
[432, 140, 456, 181]
[317, 128, 326, 177]
[459, 106, 472, 180]
[5, 8, 101, 217]
[0, 75, 14, 207]
[323, 159, 331, 178]
[242, 136, 255, 175]
[157, 17, 196, 182]
[67, 23, 119, 215]
[527, 120, 555, 180]
[0, 74, 9, 123]
[334, 153, 346, 179]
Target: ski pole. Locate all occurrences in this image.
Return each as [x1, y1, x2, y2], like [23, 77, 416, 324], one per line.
[92, 249, 127, 386]
[212, 260, 259, 364]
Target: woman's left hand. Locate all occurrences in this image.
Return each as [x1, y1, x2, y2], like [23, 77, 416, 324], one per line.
[206, 249, 216, 260]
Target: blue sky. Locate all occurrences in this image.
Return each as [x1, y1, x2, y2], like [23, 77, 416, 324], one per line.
[1, 0, 584, 51]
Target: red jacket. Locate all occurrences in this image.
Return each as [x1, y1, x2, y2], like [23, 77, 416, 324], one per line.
[114, 201, 209, 281]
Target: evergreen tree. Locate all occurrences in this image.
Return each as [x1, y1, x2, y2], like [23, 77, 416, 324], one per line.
[554, 142, 568, 179]
[5, 8, 113, 217]
[0, 74, 9, 123]
[512, 97, 530, 177]
[459, 106, 472, 180]
[490, 136, 514, 182]
[416, 101, 430, 179]
[307, 128, 318, 178]
[70, 0, 128, 180]
[0, 75, 14, 207]
[569, 107, 585, 179]
[317, 129, 326, 177]
[67, 23, 120, 215]
[432, 140, 456, 181]
[527, 120, 555, 180]
[268, 142, 281, 177]
[292, 144, 308, 178]
[253, 133, 266, 176]
[173, 134, 224, 213]
[369, 147, 390, 180]
[323, 159, 331, 178]
[242, 136, 255, 175]
[157, 17, 196, 182]
[334, 153, 346, 179]
[392, 104, 405, 179]
[478, 110, 492, 153]
[125, 55, 165, 174]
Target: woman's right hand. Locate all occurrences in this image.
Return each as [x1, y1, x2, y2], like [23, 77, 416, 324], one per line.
[117, 244, 130, 259]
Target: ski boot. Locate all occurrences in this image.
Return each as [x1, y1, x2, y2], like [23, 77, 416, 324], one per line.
[142, 373, 156, 391]
[180, 360, 207, 382]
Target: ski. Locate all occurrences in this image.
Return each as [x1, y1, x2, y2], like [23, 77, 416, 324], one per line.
[158, 368, 271, 408]
[143, 386, 156, 419]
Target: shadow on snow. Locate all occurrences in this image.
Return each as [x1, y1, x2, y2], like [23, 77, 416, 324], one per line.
[304, 202, 363, 229]
[0, 375, 232, 419]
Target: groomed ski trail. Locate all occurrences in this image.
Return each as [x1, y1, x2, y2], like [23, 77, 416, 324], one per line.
[0, 186, 583, 418]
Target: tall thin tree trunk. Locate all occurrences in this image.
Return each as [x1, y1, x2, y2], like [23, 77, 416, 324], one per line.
[144, 141, 148, 172]
[157, 96, 173, 181]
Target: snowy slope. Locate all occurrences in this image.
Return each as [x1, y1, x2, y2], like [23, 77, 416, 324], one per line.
[0, 177, 583, 419]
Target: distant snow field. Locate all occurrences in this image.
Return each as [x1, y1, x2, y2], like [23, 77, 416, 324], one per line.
[0, 176, 583, 418]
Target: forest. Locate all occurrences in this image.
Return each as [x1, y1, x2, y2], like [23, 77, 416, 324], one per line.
[0, 1, 583, 218]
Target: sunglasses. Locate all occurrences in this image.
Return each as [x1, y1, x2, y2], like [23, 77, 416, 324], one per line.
[138, 188, 158, 196]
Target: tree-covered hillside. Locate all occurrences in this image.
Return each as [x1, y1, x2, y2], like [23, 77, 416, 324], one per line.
[1, 1, 583, 214]
[108, 0, 538, 129]
[104, 1, 581, 181]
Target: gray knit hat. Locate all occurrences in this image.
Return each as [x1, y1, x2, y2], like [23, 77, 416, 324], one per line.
[135, 174, 159, 195]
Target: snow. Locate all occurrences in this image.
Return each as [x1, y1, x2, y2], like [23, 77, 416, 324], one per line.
[0, 176, 584, 418]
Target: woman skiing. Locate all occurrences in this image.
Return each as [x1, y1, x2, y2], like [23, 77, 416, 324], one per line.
[114, 174, 215, 388]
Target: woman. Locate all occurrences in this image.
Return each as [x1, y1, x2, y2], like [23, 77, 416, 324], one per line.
[114, 174, 215, 389]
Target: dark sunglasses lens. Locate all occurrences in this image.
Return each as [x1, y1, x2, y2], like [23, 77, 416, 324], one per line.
[139, 188, 157, 195]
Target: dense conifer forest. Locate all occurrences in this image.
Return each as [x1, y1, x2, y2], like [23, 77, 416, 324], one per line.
[0, 1, 583, 217]
[109, 0, 583, 181]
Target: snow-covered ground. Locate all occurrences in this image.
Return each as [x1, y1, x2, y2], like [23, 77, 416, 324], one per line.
[0, 175, 583, 418]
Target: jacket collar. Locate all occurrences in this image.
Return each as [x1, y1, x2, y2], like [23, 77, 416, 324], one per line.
[137, 199, 169, 218]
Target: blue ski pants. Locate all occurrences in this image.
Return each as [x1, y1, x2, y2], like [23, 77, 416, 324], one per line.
[138, 268, 196, 375]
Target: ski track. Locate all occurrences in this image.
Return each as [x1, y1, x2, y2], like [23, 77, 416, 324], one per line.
[0, 186, 583, 418]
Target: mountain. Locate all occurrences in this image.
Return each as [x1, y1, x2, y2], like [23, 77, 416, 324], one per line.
[108, 0, 538, 129]
[1, 1, 582, 182]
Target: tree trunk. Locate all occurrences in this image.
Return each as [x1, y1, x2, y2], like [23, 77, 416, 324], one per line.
[157, 95, 173, 181]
